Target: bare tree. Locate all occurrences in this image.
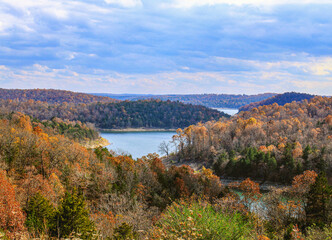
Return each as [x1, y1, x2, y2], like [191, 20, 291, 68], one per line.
[158, 141, 171, 157]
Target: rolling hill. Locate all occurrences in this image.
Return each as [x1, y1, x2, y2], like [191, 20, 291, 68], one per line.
[239, 92, 315, 112]
[0, 88, 118, 104]
[92, 93, 277, 108]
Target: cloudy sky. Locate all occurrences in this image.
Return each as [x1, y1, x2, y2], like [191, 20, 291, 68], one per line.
[0, 0, 332, 94]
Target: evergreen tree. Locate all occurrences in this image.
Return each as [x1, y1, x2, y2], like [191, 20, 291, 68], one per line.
[283, 143, 295, 170]
[305, 172, 332, 228]
[53, 189, 95, 239]
[315, 147, 327, 172]
[267, 155, 277, 171]
[213, 152, 228, 176]
[302, 145, 312, 170]
[112, 222, 138, 240]
[225, 157, 236, 176]
[25, 193, 55, 236]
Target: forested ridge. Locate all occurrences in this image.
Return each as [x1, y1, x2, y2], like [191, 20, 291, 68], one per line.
[0, 99, 229, 129]
[170, 96, 332, 183]
[32, 117, 99, 142]
[0, 110, 331, 239]
[0, 88, 118, 104]
[94, 93, 277, 108]
[0, 111, 100, 143]
[239, 92, 316, 112]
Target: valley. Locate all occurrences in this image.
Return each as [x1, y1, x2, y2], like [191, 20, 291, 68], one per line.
[0, 90, 330, 239]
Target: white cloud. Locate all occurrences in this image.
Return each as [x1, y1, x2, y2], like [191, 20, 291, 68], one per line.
[304, 57, 332, 76]
[104, 0, 142, 8]
[167, 0, 332, 8]
[0, 0, 331, 96]
[291, 80, 332, 95]
[0, 63, 331, 95]
[213, 56, 332, 76]
[0, 0, 111, 34]
[180, 66, 190, 70]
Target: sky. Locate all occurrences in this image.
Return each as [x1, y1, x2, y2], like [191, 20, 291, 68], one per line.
[0, 0, 332, 95]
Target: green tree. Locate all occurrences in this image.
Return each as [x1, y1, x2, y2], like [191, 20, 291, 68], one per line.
[315, 147, 327, 172]
[305, 172, 332, 228]
[53, 189, 95, 239]
[112, 222, 138, 240]
[213, 152, 228, 176]
[25, 193, 55, 236]
[302, 145, 312, 170]
[266, 154, 277, 171]
[283, 143, 295, 169]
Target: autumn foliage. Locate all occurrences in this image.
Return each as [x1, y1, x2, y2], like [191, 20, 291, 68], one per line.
[170, 96, 332, 182]
[0, 97, 331, 239]
[0, 171, 26, 238]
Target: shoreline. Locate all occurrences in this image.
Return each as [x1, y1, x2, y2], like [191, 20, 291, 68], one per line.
[99, 128, 177, 133]
[81, 137, 110, 148]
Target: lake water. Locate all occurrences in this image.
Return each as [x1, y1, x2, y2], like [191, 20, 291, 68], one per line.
[100, 109, 238, 159]
[101, 131, 176, 159]
[213, 108, 238, 116]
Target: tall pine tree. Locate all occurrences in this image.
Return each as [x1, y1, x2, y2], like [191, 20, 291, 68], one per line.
[53, 189, 95, 239]
[25, 193, 55, 236]
[305, 172, 332, 228]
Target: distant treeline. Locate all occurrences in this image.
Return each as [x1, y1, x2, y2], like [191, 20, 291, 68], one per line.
[239, 92, 315, 112]
[0, 99, 229, 129]
[0, 88, 117, 104]
[94, 93, 277, 108]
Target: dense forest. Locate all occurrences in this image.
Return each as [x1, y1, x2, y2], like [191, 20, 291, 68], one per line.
[0, 111, 100, 144]
[0, 99, 229, 129]
[0, 88, 117, 104]
[0, 89, 330, 239]
[32, 117, 99, 143]
[0, 111, 331, 239]
[239, 92, 315, 112]
[95, 93, 277, 108]
[168, 96, 332, 183]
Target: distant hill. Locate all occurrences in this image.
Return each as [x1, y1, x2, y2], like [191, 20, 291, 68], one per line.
[94, 93, 154, 101]
[0, 99, 229, 129]
[239, 92, 316, 112]
[0, 88, 118, 104]
[92, 93, 277, 108]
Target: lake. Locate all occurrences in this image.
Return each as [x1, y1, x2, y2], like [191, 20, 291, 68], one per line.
[100, 109, 238, 159]
[101, 131, 176, 159]
[213, 108, 238, 116]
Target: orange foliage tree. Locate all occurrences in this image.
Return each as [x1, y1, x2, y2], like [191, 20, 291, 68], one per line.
[0, 171, 26, 238]
[229, 178, 262, 211]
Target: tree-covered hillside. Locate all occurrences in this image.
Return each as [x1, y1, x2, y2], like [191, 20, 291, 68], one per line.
[0, 111, 100, 143]
[169, 96, 332, 183]
[0, 88, 118, 104]
[94, 93, 277, 108]
[0, 99, 229, 129]
[0, 111, 330, 239]
[239, 92, 315, 112]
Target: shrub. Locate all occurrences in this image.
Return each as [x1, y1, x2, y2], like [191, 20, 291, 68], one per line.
[305, 223, 332, 240]
[112, 222, 138, 240]
[149, 200, 259, 240]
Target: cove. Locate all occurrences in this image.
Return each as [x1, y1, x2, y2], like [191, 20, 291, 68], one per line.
[101, 131, 176, 159]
